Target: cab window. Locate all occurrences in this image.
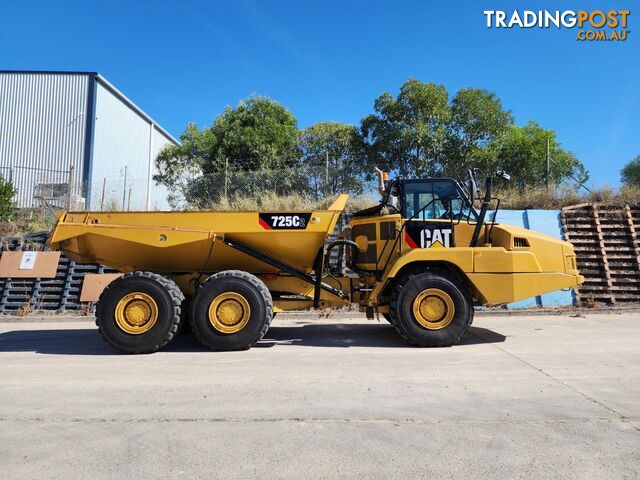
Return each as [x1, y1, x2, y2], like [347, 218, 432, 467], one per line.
[403, 180, 475, 221]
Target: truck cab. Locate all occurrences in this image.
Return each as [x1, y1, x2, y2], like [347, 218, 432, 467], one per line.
[347, 171, 583, 335]
[350, 176, 484, 272]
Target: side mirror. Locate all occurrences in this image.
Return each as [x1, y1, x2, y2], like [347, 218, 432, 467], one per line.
[496, 170, 511, 181]
[467, 168, 480, 203]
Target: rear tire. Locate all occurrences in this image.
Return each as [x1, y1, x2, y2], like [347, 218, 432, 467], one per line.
[389, 270, 472, 347]
[190, 270, 273, 351]
[96, 271, 184, 354]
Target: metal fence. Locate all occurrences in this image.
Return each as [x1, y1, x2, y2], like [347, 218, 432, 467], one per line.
[174, 162, 375, 209]
[0, 164, 79, 210]
[0, 161, 378, 212]
[91, 166, 154, 211]
[0, 164, 162, 212]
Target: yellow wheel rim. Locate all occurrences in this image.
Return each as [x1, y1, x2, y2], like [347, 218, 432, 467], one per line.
[114, 292, 159, 335]
[412, 288, 455, 330]
[209, 292, 251, 334]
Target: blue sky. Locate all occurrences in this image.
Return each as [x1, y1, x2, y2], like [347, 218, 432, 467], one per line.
[1, 0, 638, 187]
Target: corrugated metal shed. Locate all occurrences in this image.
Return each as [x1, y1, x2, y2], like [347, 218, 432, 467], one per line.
[0, 71, 178, 210]
[0, 72, 89, 206]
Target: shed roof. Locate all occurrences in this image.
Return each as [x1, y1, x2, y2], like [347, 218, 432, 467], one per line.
[0, 70, 179, 145]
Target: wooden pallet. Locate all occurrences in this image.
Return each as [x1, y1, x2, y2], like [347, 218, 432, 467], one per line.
[0, 234, 116, 313]
[561, 203, 640, 305]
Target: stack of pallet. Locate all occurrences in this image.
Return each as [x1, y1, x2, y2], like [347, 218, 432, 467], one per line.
[0, 233, 113, 313]
[561, 203, 640, 305]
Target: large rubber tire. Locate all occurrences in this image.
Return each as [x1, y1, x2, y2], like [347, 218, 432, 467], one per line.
[389, 270, 473, 347]
[96, 271, 184, 354]
[190, 270, 273, 351]
[177, 296, 192, 334]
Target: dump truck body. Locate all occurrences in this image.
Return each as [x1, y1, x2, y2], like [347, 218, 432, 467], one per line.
[51, 195, 347, 274]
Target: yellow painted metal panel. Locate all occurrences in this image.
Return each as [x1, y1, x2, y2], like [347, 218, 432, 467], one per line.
[49, 199, 348, 274]
[490, 224, 571, 272]
[473, 248, 541, 273]
[386, 248, 475, 276]
[467, 273, 583, 305]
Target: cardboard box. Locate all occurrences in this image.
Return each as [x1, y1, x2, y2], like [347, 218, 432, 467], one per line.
[0, 251, 61, 278]
[80, 273, 123, 302]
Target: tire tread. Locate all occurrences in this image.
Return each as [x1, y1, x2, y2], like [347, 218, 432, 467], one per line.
[189, 270, 273, 351]
[96, 271, 184, 354]
[388, 269, 473, 347]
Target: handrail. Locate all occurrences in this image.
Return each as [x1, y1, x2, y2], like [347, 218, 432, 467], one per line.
[374, 196, 469, 279]
[487, 198, 501, 244]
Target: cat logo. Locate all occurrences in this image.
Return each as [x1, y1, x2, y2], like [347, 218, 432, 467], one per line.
[420, 228, 452, 248]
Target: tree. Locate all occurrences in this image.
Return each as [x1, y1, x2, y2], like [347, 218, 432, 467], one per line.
[299, 122, 364, 199]
[443, 88, 513, 177]
[155, 96, 299, 206]
[621, 155, 640, 186]
[359, 78, 451, 177]
[491, 122, 589, 189]
[359, 78, 587, 189]
[0, 177, 16, 220]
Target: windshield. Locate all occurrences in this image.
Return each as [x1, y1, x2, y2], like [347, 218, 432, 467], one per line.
[403, 180, 476, 221]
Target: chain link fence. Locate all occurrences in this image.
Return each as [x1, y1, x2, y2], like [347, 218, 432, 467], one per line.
[174, 162, 375, 209]
[0, 162, 379, 212]
[0, 165, 85, 210]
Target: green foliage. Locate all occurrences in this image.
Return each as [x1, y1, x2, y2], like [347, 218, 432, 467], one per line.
[444, 88, 513, 177]
[299, 122, 364, 198]
[154, 96, 299, 205]
[360, 78, 451, 177]
[492, 122, 589, 189]
[621, 155, 640, 186]
[0, 177, 16, 220]
[184, 168, 314, 210]
[156, 78, 589, 208]
[206, 96, 299, 172]
[358, 78, 587, 189]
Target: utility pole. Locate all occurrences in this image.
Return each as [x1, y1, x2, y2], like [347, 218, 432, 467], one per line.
[122, 166, 127, 211]
[100, 177, 106, 211]
[325, 148, 329, 197]
[546, 137, 550, 193]
[67, 164, 75, 210]
[146, 122, 154, 210]
[224, 157, 228, 202]
[127, 188, 132, 211]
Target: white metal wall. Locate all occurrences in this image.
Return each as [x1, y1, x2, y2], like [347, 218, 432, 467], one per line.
[0, 72, 88, 207]
[149, 128, 173, 210]
[90, 82, 174, 211]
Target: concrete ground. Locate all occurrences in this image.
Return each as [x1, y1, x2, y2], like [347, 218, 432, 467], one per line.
[0, 312, 639, 479]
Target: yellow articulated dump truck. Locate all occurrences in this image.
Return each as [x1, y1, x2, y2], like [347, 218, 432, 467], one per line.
[49, 170, 583, 353]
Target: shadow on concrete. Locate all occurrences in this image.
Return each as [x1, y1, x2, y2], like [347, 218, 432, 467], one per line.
[0, 329, 205, 355]
[258, 323, 506, 348]
[0, 323, 505, 355]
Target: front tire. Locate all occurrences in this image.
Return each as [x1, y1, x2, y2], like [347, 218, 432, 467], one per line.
[389, 270, 473, 347]
[96, 272, 184, 354]
[190, 270, 273, 351]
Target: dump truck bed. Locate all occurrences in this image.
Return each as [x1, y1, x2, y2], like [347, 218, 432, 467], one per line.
[49, 195, 348, 274]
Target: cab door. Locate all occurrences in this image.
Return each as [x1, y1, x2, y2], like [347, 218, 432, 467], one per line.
[401, 179, 476, 250]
